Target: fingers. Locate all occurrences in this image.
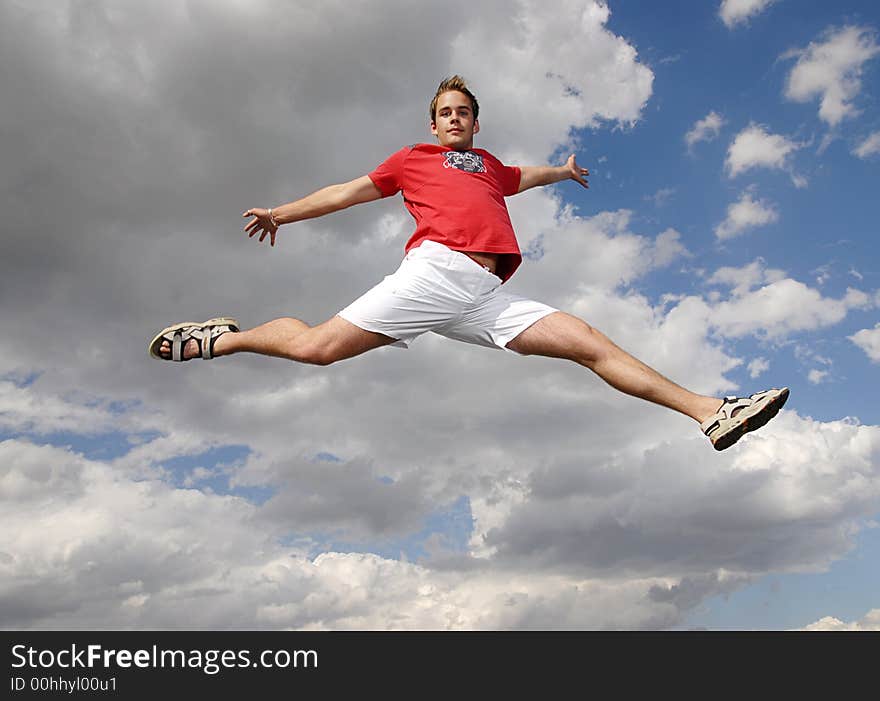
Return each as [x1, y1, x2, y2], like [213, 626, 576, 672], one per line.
[242, 208, 277, 245]
[243, 210, 269, 238]
[243, 209, 264, 231]
[258, 224, 278, 244]
[244, 216, 267, 240]
[568, 154, 590, 187]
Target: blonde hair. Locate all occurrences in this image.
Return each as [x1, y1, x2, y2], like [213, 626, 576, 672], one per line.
[429, 75, 479, 123]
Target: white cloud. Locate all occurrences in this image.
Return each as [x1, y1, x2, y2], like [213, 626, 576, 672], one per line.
[800, 609, 880, 631]
[725, 124, 804, 182]
[685, 111, 725, 150]
[714, 190, 779, 240]
[708, 259, 787, 297]
[719, 0, 777, 29]
[709, 281, 870, 339]
[0, 375, 168, 440]
[645, 187, 676, 207]
[485, 410, 880, 579]
[748, 358, 769, 378]
[813, 264, 832, 286]
[853, 132, 880, 159]
[850, 324, 880, 363]
[794, 345, 834, 373]
[509, 206, 691, 297]
[653, 228, 691, 267]
[783, 26, 880, 126]
[703, 260, 872, 340]
[5, 404, 880, 630]
[808, 369, 829, 384]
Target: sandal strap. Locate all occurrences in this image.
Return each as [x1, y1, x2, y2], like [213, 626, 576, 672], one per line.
[701, 416, 721, 435]
[202, 327, 212, 360]
[172, 330, 184, 362]
[719, 396, 752, 419]
[202, 323, 234, 359]
[701, 395, 752, 434]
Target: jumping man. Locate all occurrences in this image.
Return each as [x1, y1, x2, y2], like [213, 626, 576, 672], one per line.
[149, 76, 788, 451]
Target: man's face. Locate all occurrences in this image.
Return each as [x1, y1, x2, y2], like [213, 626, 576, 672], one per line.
[431, 90, 479, 150]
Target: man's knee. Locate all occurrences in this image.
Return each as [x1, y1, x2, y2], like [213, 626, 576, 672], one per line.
[579, 328, 612, 365]
[559, 315, 614, 366]
[508, 311, 608, 364]
[292, 342, 338, 366]
[283, 317, 391, 365]
[280, 328, 337, 365]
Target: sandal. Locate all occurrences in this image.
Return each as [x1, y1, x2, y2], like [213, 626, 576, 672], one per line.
[701, 387, 789, 451]
[149, 317, 239, 361]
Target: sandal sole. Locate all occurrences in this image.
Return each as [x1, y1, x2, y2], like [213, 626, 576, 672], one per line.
[148, 317, 239, 360]
[711, 387, 789, 451]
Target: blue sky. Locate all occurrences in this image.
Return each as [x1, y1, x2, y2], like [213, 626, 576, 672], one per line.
[591, 0, 880, 627]
[1, 0, 878, 630]
[587, 1, 879, 429]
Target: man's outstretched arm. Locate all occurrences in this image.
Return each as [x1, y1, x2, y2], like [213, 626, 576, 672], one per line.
[243, 175, 383, 246]
[516, 154, 589, 194]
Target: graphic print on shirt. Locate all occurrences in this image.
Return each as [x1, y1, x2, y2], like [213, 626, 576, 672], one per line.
[443, 150, 486, 173]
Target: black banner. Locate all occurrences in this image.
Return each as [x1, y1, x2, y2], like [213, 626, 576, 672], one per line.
[2, 630, 874, 696]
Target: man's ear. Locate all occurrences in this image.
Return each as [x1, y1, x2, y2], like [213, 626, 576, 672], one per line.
[473, 118, 480, 135]
[430, 120, 438, 136]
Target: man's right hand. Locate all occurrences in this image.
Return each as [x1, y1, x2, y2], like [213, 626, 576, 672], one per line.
[242, 208, 279, 247]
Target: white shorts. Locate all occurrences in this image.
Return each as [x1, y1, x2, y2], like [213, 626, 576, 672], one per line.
[337, 240, 557, 352]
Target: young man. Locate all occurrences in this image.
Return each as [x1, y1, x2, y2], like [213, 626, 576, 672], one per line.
[149, 76, 788, 451]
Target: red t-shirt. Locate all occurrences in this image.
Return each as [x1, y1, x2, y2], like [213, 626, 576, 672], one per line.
[368, 144, 523, 282]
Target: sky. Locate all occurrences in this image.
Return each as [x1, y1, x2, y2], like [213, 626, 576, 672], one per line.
[1, 0, 878, 630]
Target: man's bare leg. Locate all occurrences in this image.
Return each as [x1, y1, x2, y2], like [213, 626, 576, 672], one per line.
[505, 311, 722, 424]
[157, 315, 396, 365]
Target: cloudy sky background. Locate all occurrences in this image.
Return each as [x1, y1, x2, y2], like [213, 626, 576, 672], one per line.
[2, 0, 879, 630]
